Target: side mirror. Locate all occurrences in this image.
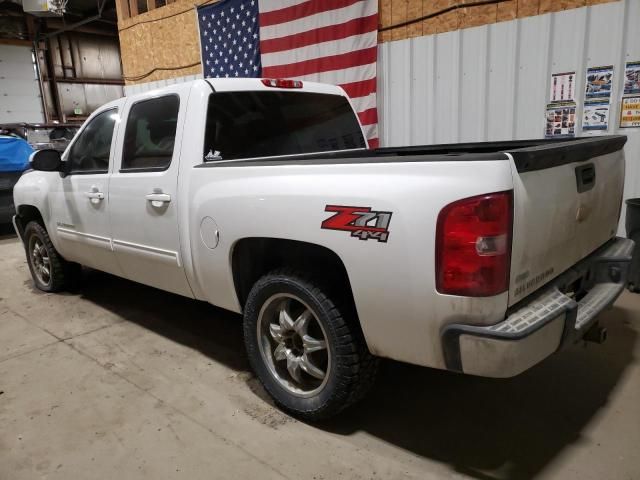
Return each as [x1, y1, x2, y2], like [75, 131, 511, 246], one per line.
[30, 149, 62, 172]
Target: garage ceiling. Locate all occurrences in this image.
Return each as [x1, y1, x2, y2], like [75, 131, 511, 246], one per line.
[7, 0, 118, 24]
[63, 0, 117, 22]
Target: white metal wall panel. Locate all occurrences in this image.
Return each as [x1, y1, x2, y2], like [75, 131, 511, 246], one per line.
[459, 27, 488, 142]
[486, 20, 517, 140]
[379, 0, 640, 228]
[513, 15, 551, 139]
[435, 31, 460, 143]
[410, 36, 436, 145]
[0, 45, 43, 123]
[618, 0, 640, 213]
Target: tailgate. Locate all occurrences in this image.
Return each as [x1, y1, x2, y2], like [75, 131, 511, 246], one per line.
[507, 136, 626, 306]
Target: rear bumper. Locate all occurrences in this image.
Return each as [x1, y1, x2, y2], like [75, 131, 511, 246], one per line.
[442, 237, 633, 378]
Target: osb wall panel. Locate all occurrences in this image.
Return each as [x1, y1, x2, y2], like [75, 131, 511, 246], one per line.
[119, 0, 621, 83]
[421, 1, 458, 37]
[118, 0, 208, 84]
[379, 0, 620, 42]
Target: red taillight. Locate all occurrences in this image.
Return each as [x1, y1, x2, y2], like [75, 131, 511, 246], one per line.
[261, 78, 303, 89]
[436, 191, 513, 297]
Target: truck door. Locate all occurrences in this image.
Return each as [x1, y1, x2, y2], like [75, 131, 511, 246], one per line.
[50, 106, 121, 275]
[107, 90, 193, 297]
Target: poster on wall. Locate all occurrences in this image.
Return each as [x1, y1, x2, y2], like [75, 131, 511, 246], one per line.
[620, 96, 640, 128]
[585, 65, 614, 100]
[545, 102, 576, 138]
[583, 101, 610, 131]
[549, 71, 576, 103]
[624, 61, 640, 95]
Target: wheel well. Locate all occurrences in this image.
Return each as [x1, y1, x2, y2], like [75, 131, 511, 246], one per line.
[15, 205, 44, 236]
[232, 238, 357, 313]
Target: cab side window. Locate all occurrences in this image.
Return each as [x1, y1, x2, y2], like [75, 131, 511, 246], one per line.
[121, 95, 180, 171]
[67, 109, 117, 174]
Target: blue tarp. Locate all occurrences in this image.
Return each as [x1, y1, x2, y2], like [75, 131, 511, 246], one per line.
[0, 136, 33, 173]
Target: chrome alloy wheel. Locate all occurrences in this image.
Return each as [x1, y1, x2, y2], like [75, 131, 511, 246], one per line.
[257, 294, 330, 397]
[29, 236, 51, 287]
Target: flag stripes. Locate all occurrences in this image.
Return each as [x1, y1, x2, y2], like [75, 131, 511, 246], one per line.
[198, 0, 379, 148]
[259, 0, 378, 147]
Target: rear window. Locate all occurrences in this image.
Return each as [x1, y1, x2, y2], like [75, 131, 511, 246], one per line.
[122, 95, 179, 171]
[203, 91, 365, 161]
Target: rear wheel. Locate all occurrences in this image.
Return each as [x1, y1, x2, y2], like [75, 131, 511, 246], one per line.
[243, 270, 378, 420]
[24, 221, 74, 292]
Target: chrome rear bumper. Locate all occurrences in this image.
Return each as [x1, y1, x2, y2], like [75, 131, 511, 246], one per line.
[442, 237, 633, 377]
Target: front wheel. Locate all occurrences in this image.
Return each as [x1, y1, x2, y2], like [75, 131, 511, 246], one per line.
[23, 221, 74, 292]
[243, 270, 378, 421]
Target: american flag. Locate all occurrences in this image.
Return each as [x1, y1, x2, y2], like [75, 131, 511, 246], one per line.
[197, 0, 379, 148]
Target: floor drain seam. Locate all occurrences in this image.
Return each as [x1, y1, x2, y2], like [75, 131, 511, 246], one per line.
[0, 340, 62, 365]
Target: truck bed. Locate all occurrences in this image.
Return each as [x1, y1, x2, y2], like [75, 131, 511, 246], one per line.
[199, 135, 626, 172]
[198, 133, 627, 308]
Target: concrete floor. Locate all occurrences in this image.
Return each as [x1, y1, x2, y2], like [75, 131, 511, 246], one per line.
[1, 229, 639, 480]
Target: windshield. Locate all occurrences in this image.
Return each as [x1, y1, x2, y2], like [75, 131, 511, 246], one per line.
[203, 91, 365, 161]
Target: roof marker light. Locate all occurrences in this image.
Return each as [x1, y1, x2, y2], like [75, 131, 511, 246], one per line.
[261, 78, 303, 89]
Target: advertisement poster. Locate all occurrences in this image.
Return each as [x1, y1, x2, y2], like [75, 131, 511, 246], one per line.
[624, 61, 640, 95]
[583, 101, 610, 131]
[620, 96, 640, 128]
[549, 71, 576, 103]
[545, 102, 576, 138]
[585, 65, 614, 100]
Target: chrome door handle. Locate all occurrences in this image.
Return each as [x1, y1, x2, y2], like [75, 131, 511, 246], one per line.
[146, 193, 171, 207]
[84, 189, 104, 204]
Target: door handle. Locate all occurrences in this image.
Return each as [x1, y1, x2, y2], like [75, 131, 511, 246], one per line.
[84, 187, 104, 204]
[146, 192, 171, 207]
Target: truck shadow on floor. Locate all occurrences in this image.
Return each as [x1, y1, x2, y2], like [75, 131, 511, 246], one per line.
[77, 268, 637, 480]
[325, 316, 637, 480]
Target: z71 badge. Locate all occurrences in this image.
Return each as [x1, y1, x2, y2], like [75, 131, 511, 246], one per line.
[321, 205, 392, 243]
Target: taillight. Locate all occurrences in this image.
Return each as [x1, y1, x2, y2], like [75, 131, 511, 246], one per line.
[261, 78, 303, 88]
[436, 191, 513, 297]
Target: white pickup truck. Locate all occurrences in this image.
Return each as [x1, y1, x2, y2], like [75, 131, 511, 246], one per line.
[12, 78, 633, 420]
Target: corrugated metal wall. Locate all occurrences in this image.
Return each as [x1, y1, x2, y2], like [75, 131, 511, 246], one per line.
[378, 0, 640, 222]
[40, 33, 124, 121]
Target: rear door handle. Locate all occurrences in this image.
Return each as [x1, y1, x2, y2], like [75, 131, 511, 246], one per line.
[146, 193, 171, 207]
[84, 187, 104, 204]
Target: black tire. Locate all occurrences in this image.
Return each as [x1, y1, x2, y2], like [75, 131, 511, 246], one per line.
[23, 221, 74, 292]
[243, 269, 378, 421]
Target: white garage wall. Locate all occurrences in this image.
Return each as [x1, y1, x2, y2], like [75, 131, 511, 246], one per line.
[378, 0, 640, 218]
[0, 45, 44, 123]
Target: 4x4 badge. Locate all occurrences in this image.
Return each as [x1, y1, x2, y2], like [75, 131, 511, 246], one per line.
[321, 205, 392, 243]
